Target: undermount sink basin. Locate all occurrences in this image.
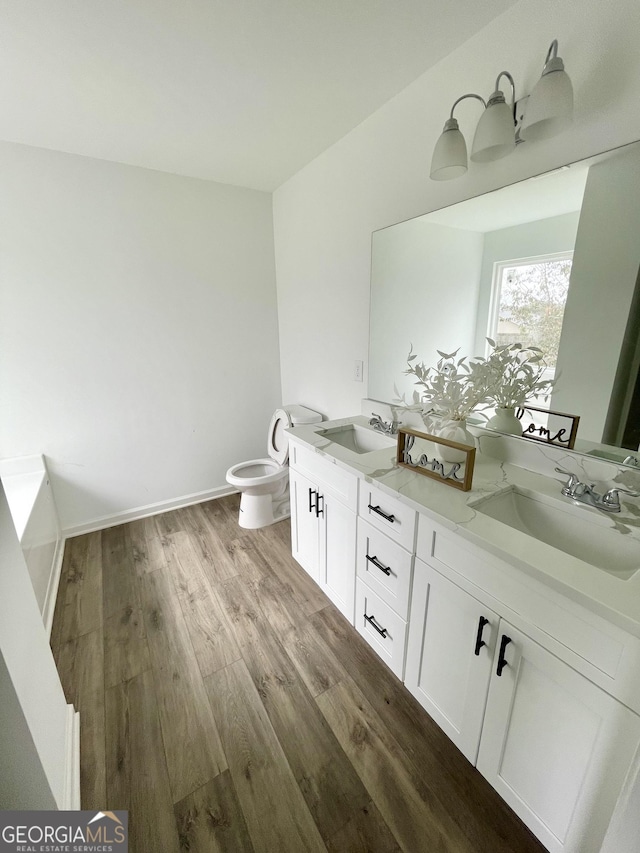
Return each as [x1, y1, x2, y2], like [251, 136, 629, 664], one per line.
[321, 424, 396, 455]
[471, 486, 640, 580]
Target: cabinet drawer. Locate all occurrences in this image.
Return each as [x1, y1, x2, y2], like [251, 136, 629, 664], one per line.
[289, 441, 358, 511]
[358, 482, 416, 551]
[356, 519, 413, 619]
[355, 579, 407, 679]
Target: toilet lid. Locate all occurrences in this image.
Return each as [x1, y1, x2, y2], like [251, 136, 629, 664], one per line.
[268, 408, 292, 466]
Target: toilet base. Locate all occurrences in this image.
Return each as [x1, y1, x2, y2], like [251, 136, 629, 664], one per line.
[238, 491, 291, 529]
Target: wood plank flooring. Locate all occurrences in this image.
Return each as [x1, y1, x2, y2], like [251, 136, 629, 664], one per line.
[51, 494, 546, 853]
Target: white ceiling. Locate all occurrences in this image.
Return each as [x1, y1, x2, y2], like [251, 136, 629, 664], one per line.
[0, 0, 519, 191]
[425, 163, 590, 232]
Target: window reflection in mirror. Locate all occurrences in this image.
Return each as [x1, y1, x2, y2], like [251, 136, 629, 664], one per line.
[488, 252, 573, 382]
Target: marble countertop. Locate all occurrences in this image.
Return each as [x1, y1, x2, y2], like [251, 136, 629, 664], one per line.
[288, 415, 640, 638]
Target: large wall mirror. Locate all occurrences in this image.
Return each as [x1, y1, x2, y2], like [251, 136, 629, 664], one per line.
[369, 139, 640, 465]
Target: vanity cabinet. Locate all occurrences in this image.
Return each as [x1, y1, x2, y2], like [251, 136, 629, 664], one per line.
[289, 444, 357, 623]
[287, 429, 640, 853]
[407, 521, 640, 853]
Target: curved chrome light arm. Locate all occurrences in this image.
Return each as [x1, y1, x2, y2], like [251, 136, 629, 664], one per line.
[545, 39, 559, 65]
[493, 71, 516, 107]
[449, 93, 486, 119]
[541, 39, 566, 76]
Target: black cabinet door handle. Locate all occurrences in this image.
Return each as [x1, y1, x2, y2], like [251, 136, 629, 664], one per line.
[474, 616, 490, 656]
[308, 488, 317, 514]
[496, 634, 512, 676]
[366, 554, 392, 576]
[363, 613, 388, 638]
[368, 504, 396, 523]
[316, 493, 324, 518]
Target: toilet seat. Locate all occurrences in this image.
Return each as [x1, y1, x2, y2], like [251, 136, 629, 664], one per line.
[268, 408, 293, 465]
[225, 457, 287, 488]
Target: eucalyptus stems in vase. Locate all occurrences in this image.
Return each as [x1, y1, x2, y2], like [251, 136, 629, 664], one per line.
[400, 345, 495, 460]
[397, 339, 557, 451]
[484, 339, 556, 434]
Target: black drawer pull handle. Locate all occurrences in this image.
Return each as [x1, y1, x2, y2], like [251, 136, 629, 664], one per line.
[308, 488, 317, 514]
[364, 613, 388, 638]
[368, 504, 396, 523]
[366, 554, 392, 576]
[316, 493, 324, 518]
[496, 634, 512, 677]
[474, 615, 490, 656]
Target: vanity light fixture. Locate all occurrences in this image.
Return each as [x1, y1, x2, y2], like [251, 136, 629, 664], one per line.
[430, 40, 573, 181]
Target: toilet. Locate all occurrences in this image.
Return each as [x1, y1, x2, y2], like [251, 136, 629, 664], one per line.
[226, 405, 322, 529]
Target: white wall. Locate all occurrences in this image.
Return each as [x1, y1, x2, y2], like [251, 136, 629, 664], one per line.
[370, 219, 483, 402]
[0, 143, 281, 532]
[273, 0, 640, 420]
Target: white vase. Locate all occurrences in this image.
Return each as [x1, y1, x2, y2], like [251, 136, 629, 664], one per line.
[487, 406, 523, 436]
[435, 418, 475, 463]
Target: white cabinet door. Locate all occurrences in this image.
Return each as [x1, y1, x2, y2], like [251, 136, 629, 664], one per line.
[478, 620, 640, 853]
[289, 469, 320, 582]
[320, 495, 356, 623]
[290, 468, 357, 622]
[404, 559, 498, 763]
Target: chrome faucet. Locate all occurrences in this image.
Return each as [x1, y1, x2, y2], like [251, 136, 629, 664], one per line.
[369, 412, 398, 436]
[555, 467, 640, 513]
[623, 455, 640, 468]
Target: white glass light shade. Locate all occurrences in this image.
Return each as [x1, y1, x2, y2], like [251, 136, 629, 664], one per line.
[470, 96, 516, 163]
[521, 63, 573, 142]
[430, 118, 468, 181]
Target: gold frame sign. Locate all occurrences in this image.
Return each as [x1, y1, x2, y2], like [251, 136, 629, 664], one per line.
[396, 428, 476, 491]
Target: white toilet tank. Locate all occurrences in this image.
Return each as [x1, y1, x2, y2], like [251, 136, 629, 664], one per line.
[286, 404, 323, 426]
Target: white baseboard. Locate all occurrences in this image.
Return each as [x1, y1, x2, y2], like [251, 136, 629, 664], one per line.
[43, 535, 66, 639]
[62, 705, 81, 810]
[61, 484, 238, 537]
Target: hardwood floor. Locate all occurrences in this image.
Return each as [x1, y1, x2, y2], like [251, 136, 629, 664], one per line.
[51, 494, 546, 853]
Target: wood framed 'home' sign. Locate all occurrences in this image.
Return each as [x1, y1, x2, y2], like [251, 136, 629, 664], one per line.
[516, 405, 580, 449]
[396, 428, 476, 491]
